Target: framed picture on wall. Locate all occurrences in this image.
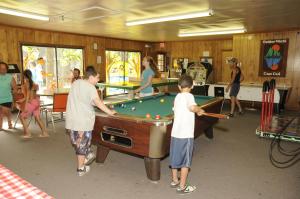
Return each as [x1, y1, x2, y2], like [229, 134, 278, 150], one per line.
[200, 57, 213, 65]
[259, 39, 289, 77]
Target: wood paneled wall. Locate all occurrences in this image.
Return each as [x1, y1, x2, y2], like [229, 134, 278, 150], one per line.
[232, 31, 300, 109]
[152, 39, 233, 83]
[0, 24, 147, 81]
[0, 24, 299, 109]
[153, 31, 300, 109]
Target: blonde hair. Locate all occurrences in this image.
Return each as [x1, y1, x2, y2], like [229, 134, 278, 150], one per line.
[144, 56, 159, 78]
[228, 57, 238, 65]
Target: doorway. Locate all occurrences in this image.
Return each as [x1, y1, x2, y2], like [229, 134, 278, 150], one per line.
[221, 50, 233, 83]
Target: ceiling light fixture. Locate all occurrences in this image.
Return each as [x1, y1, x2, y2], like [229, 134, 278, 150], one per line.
[126, 9, 213, 26]
[0, 7, 49, 21]
[178, 28, 246, 37]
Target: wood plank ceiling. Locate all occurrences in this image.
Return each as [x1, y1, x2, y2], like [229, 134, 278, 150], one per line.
[0, 0, 299, 41]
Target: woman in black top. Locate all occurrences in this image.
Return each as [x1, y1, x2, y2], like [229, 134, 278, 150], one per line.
[225, 58, 244, 117]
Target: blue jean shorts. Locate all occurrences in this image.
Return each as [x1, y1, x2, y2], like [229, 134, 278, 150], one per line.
[169, 137, 194, 169]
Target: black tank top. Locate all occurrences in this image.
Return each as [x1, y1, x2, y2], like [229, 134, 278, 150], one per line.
[231, 67, 241, 84]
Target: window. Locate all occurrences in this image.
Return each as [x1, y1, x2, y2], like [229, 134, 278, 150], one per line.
[157, 53, 165, 71]
[21, 45, 83, 90]
[105, 50, 141, 95]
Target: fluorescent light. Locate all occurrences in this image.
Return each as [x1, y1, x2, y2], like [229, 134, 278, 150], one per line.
[126, 9, 213, 26]
[0, 7, 49, 21]
[178, 28, 246, 37]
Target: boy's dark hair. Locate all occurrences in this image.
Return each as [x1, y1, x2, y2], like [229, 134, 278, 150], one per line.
[23, 69, 34, 89]
[178, 74, 193, 88]
[0, 61, 9, 71]
[73, 68, 80, 74]
[84, 66, 98, 79]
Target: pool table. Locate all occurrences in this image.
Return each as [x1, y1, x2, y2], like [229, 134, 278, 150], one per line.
[97, 79, 178, 99]
[92, 93, 223, 181]
[97, 79, 178, 90]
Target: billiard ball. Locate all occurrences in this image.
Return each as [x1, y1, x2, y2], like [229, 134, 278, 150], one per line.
[139, 100, 143, 103]
[155, 115, 161, 119]
[146, 113, 151, 118]
[121, 104, 124, 107]
[110, 105, 114, 109]
[160, 99, 164, 103]
[131, 107, 136, 111]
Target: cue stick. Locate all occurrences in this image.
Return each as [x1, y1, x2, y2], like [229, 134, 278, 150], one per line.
[261, 80, 269, 131]
[269, 79, 276, 124]
[261, 90, 266, 131]
[265, 90, 270, 130]
[202, 112, 230, 119]
[267, 84, 273, 126]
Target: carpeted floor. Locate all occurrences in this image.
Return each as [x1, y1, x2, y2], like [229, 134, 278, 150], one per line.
[0, 109, 299, 199]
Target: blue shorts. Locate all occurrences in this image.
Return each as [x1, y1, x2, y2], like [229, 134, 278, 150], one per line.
[169, 137, 194, 169]
[70, 130, 92, 156]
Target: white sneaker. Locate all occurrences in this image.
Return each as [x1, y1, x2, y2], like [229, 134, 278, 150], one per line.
[176, 184, 196, 194]
[77, 165, 90, 177]
[84, 152, 96, 165]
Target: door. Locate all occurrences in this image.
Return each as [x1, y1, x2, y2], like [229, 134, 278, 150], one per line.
[221, 51, 233, 83]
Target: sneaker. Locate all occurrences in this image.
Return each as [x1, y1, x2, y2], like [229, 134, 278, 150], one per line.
[176, 184, 196, 194]
[170, 181, 180, 188]
[77, 165, 90, 177]
[84, 152, 96, 166]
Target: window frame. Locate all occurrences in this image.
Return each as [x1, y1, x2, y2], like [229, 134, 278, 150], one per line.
[105, 49, 142, 95]
[156, 52, 167, 72]
[20, 43, 85, 88]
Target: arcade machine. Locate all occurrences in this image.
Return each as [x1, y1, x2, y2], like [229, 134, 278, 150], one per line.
[186, 62, 212, 96]
[169, 58, 184, 79]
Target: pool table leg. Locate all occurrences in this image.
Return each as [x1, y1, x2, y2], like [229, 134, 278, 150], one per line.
[144, 157, 160, 181]
[96, 145, 110, 163]
[204, 126, 214, 139]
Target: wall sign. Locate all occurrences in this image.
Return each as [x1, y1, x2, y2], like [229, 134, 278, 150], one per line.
[259, 39, 289, 77]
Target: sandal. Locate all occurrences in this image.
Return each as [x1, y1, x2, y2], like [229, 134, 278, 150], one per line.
[170, 181, 180, 188]
[21, 135, 32, 139]
[176, 184, 196, 194]
[239, 111, 244, 115]
[39, 134, 49, 138]
[228, 113, 234, 117]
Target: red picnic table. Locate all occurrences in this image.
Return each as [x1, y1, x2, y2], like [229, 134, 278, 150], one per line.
[0, 164, 54, 199]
